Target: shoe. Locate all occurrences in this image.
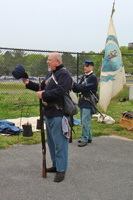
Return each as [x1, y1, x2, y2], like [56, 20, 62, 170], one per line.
[78, 141, 87, 147]
[46, 167, 57, 173]
[78, 139, 92, 143]
[54, 171, 66, 182]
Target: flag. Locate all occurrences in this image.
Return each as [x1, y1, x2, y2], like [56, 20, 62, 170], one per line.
[99, 2, 126, 113]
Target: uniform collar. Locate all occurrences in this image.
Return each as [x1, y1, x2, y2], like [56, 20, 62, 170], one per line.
[85, 70, 93, 76]
[53, 64, 64, 73]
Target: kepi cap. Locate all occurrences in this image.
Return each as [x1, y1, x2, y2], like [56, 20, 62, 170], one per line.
[84, 59, 94, 66]
[12, 64, 28, 79]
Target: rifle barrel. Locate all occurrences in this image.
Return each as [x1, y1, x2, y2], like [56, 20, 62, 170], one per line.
[39, 79, 46, 178]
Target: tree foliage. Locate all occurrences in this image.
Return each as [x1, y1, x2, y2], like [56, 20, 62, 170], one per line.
[120, 46, 133, 74]
[62, 53, 77, 76]
[25, 54, 48, 76]
[0, 47, 133, 77]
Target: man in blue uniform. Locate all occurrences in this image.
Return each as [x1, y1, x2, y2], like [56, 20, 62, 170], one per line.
[73, 59, 98, 147]
[22, 52, 72, 182]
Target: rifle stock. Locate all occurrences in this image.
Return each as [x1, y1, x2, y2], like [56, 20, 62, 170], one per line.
[39, 78, 46, 178]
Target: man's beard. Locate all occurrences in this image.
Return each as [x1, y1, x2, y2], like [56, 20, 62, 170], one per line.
[48, 67, 51, 72]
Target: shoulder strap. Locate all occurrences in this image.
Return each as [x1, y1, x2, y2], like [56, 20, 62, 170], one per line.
[51, 67, 66, 85]
[90, 90, 99, 102]
[52, 73, 58, 85]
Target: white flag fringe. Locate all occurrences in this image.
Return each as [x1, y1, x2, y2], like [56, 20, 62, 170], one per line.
[99, 3, 126, 113]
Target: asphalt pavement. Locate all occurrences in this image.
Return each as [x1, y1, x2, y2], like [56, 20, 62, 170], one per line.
[0, 136, 133, 200]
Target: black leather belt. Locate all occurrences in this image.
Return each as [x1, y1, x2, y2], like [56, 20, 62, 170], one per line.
[43, 102, 63, 111]
[79, 94, 89, 98]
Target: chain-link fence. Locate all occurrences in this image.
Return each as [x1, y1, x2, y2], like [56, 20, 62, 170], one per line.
[0, 47, 104, 106]
[0, 47, 133, 106]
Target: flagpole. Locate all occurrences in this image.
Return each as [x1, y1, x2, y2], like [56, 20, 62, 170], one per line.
[98, 0, 115, 84]
[111, 0, 115, 18]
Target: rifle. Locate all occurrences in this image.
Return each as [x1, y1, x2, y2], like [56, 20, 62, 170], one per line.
[39, 78, 46, 178]
[84, 96, 104, 118]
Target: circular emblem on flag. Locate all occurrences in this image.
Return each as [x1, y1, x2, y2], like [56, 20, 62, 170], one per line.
[102, 43, 121, 72]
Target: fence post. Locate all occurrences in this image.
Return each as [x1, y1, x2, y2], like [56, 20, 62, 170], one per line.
[77, 53, 79, 83]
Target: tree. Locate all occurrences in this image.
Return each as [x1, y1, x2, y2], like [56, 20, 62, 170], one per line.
[122, 56, 133, 74]
[12, 50, 26, 67]
[25, 54, 48, 76]
[62, 53, 76, 76]
[1, 51, 13, 75]
[0, 53, 4, 75]
[120, 46, 133, 74]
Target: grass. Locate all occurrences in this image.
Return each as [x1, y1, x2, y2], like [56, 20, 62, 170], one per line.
[0, 131, 42, 149]
[0, 81, 26, 91]
[0, 84, 133, 149]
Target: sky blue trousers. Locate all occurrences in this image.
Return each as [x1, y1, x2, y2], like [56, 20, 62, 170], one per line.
[80, 108, 92, 142]
[45, 116, 69, 172]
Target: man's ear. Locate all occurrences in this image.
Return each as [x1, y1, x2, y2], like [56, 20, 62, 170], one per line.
[57, 59, 61, 65]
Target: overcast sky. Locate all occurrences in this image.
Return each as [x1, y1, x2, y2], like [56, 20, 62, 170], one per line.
[0, 0, 132, 53]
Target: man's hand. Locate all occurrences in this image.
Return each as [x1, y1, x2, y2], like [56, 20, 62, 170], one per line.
[22, 78, 29, 85]
[37, 91, 43, 99]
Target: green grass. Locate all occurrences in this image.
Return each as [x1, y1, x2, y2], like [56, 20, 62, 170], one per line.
[0, 85, 133, 149]
[0, 131, 42, 149]
[0, 81, 39, 118]
[0, 81, 26, 91]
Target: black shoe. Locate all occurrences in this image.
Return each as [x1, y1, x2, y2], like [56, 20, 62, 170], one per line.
[78, 139, 92, 143]
[46, 167, 57, 173]
[78, 141, 87, 147]
[54, 171, 66, 182]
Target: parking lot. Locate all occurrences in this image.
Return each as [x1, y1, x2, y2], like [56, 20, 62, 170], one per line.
[0, 136, 133, 200]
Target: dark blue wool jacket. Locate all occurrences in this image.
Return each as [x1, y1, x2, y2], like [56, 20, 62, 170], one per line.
[73, 73, 98, 109]
[26, 64, 72, 117]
